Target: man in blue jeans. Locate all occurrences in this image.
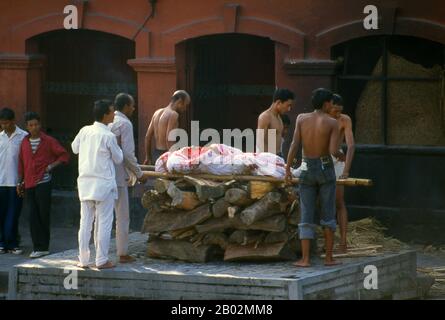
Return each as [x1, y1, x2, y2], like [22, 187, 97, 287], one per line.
[0, 108, 28, 254]
[285, 88, 344, 267]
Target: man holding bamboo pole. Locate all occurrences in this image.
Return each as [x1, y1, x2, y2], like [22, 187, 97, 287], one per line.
[285, 88, 344, 268]
[328, 94, 356, 253]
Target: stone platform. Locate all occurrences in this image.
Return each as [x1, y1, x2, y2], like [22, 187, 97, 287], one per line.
[8, 233, 426, 300]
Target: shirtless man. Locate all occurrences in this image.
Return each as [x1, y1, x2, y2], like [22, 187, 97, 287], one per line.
[328, 94, 355, 253]
[285, 88, 343, 267]
[257, 88, 294, 156]
[143, 90, 190, 165]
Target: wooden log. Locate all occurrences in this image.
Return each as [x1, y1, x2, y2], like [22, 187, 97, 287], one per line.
[264, 232, 289, 244]
[154, 179, 172, 194]
[142, 171, 373, 186]
[247, 181, 275, 199]
[288, 200, 300, 226]
[224, 188, 253, 206]
[147, 238, 223, 263]
[141, 204, 211, 234]
[141, 190, 171, 211]
[167, 183, 202, 210]
[228, 230, 266, 246]
[239, 192, 284, 225]
[195, 214, 286, 234]
[224, 241, 297, 262]
[170, 227, 197, 239]
[201, 232, 229, 250]
[183, 176, 226, 201]
[211, 198, 230, 218]
[227, 206, 240, 218]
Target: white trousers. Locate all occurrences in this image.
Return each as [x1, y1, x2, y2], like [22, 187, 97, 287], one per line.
[78, 195, 114, 266]
[114, 186, 130, 256]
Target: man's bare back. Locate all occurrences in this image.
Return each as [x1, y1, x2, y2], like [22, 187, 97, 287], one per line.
[144, 90, 190, 165]
[297, 111, 339, 159]
[257, 109, 283, 154]
[151, 107, 179, 150]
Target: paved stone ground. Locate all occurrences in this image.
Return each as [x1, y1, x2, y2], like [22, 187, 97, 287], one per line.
[2, 223, 445, 299]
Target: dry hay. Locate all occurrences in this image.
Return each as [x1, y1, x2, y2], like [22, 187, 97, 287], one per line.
[417, 267, 445, 296]
[317, 217, 406, 255]
[355, 53, 445, 146]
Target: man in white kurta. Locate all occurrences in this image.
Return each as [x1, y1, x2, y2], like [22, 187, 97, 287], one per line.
[109, 93, 146, 263]
[71, 100, 123, 269]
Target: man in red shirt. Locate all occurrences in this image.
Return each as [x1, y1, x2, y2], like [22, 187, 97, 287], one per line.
[18, 112, 70, 258]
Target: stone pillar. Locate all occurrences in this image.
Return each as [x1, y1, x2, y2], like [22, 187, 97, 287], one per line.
[128, 58, 177, 159]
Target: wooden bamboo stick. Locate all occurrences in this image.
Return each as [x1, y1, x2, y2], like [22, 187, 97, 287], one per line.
[141, 171, 373, 187]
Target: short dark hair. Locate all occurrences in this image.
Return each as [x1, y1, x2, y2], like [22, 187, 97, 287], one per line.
[114, 93, 133, 111]
[332, 94, 344, 107]
[24, 111, 40, 123]
[311, 88, 333, 110]
[273, 88, 295, 103]
[0, 108, 15, 120]
[281, 114, 291, 126]
[93, 99, 113, 122]
[171, 90, 190, 103]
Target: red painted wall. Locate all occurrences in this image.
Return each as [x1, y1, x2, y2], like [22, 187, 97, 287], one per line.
[1, 0, 445, 156]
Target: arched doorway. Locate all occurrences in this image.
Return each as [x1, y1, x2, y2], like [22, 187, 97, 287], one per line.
[26, 30, 136, 188]
[176, 34, 275, 149]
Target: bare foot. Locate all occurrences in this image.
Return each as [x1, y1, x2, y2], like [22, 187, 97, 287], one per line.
[324, 259, 342, 267]
[76, 263, 88, 268]
[293, 259, 311, 268]
[119, 255, 136, 263]
[96, 261, 115, 269]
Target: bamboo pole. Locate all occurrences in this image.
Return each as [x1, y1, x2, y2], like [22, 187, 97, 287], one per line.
[141, 171, 373, 187]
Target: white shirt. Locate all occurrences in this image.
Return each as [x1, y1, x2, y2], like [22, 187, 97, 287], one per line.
[108, 111, 142, 187]
[71, 122, 124, 201]
[0, 126, 28, 187]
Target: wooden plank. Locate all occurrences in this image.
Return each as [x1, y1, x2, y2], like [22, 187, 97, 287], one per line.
[195, 214, 286, 234]
[146, 238, 223, 263]
[142, 204, 211, 234]
[224, 241, 297, 262]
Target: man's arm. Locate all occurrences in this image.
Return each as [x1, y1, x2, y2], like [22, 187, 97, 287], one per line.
[120, 121, 143, 179]
[166, 112, 179, 150]
[109, 135, 124, 165]
[329, 120, 341, 158]
[285, 115, 302, 182]
[17, 143, 25, 197]
[341, 116, 355, 178]
[48, 137, 70, 172]
[256, 113, 269, 153]
[144, 113, 156, 165]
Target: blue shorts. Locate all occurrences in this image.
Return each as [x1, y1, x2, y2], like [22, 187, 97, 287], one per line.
[297, 156, 337, 240]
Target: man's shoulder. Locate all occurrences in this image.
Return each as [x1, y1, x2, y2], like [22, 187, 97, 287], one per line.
[339, 114, 352, 124]
[258, 109, 272, 120]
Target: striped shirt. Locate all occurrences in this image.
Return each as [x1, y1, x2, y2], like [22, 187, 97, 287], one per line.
[29, 138, 51, 184]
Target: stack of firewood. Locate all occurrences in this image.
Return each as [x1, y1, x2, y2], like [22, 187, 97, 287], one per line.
[141, 176, 301, 263]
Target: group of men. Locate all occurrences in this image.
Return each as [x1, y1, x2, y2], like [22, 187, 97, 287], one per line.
[1, 86, 354, 269]
[0, 109, 70, 258]
[143, 88, 355, 268]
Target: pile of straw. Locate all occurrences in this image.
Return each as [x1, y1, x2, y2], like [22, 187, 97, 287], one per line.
[316, 217, 406, 257]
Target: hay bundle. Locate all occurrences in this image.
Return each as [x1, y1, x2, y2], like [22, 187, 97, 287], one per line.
[317, 217, 406, 254]
[417, 267, 445, 296]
